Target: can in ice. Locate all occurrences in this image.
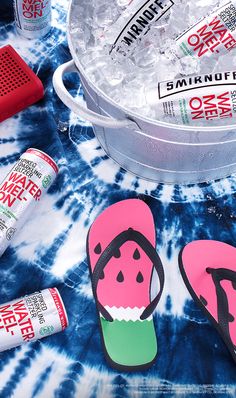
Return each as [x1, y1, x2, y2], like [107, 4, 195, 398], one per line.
[0, 148, 58, 257]
[13, 0, 52, 39]
[108, 0, 175, 58]
[174, 0, 236, 60]
[0, 288, 68, 352]
[146, 70, 236, 125]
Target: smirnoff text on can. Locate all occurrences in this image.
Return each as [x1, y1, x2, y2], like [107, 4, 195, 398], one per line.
[108, 0, 175, 58]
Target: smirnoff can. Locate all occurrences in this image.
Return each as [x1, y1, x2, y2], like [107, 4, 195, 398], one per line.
[175, 1, 236, 60]
[0, 288, 68, 352]
[0, 148, 58, 257]
[146, 70, 236, 125]
[108, 0, 175, 58]
[13, 0, 52, 39]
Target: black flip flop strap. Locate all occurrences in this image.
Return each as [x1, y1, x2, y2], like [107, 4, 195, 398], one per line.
[207, 267, 236, 346]
[92, 228, 164, 322]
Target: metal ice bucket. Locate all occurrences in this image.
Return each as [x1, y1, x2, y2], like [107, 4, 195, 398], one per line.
[53, 0, 236, 184]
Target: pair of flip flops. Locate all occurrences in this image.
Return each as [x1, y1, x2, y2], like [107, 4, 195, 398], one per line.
[87, 199, 236, 371]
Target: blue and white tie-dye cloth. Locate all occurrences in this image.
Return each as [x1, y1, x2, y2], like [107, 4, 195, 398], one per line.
[0, 1, 236, 397]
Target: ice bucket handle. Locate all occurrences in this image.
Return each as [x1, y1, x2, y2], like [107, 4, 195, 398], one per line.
[53, 60, 137, 129]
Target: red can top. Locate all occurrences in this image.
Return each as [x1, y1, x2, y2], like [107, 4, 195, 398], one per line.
[26, 148, 59, 174]
[49, 288, 68, 330]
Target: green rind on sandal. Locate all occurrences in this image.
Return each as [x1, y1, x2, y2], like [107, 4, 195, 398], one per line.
[100, 318, 157, 367]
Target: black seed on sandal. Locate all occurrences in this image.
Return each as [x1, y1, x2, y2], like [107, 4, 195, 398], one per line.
[133, 248, 140, 260]
[113, 248, 121, 258]
[99, 270, 105, 280]
[200, 295, 208, 306]
[136, 271, 144, 283]
[94, 243, 102, 254]
[117, 271, 124, 282]
[232, 281, 236, 290]
[228, 313, 235, 322]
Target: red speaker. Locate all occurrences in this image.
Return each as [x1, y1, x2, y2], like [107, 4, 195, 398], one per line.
[0, 45, 44, 122]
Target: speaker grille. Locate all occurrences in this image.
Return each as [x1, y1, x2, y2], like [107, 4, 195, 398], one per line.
[0, 50, 31, 97]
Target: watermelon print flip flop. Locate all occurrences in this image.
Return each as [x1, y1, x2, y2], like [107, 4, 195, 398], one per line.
[179, 240, 236, 364]
[87, 199, 164, 372]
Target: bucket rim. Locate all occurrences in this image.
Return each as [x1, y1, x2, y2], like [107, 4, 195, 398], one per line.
[67, 0, 236, 134]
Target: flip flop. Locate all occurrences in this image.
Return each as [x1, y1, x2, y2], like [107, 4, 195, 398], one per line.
[179, 240, 236, 363]
[87, 198, 164, 372]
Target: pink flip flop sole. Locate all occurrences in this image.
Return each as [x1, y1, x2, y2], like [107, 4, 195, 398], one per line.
[179, 240, 236, 363]
[88, 199, 156, 309]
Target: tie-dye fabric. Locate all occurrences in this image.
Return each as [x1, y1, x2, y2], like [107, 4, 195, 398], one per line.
[0, 1, 236, 397]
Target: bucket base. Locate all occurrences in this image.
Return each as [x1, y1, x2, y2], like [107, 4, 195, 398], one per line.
[93, 130, 236, 185]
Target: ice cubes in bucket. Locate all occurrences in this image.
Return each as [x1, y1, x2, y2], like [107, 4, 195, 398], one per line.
[70, 0, 236, 127]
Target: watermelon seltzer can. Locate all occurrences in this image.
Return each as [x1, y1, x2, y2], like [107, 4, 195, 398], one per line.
[0, 148, 58, 257]
[0, 288, 68, 352]
[13, 0, 52, 39]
